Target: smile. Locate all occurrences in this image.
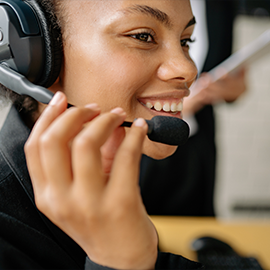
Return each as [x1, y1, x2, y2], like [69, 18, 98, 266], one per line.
[140, 99, 183, 114]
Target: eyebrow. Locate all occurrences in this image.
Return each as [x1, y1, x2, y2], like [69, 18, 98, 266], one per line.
[121, 5, 196, 30]
[123, 5, 172, 28]
[185, 16, 196, 29]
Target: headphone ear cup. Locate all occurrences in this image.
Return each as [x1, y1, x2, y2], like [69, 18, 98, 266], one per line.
[24, 0, 62, 88]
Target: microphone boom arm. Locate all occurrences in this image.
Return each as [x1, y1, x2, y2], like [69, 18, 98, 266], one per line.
[0, 64, 53, 104]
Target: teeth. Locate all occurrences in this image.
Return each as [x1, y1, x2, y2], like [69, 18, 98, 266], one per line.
[154, 102, 162, 111]
[145, 101, 183, 113]
[177, 102, 183, 111]
[163, 102, 170, 112]
[171, 103, 177, 112]
[146, 102, 153, 109]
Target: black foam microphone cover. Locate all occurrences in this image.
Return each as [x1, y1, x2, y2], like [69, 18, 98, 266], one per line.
[145, 116, 190, 146]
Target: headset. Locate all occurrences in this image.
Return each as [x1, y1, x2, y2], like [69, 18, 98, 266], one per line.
[0, 0, 62, 103]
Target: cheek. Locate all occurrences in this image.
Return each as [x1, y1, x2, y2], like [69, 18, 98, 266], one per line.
[62, 44, 153, 109]
[92, 48, 152, 93]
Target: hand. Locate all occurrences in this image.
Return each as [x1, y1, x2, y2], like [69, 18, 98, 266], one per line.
[183, 67, 247, 116]
[25, 92, 158, 270]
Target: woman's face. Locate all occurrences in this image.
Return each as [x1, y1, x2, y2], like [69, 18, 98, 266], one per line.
[53, 0, 197, 159]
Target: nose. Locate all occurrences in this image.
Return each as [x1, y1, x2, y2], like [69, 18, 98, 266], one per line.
[157, 45, 197, 87]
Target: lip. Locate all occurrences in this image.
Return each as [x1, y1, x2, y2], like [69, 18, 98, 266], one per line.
[138, 89, 190, 100]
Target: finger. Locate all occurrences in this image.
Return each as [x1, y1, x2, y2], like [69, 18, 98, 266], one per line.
[39, 104, 101, 189]
[72, 108, 126, 192]
[29, 92, 67, 141]
[236, 66, 246, 78]
[25, 92, 67, 193]
[109, 118, 148, 193]
[101, 126, 126, 176]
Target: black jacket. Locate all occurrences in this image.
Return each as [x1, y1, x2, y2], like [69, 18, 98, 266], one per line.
[0, 106, 203, 269]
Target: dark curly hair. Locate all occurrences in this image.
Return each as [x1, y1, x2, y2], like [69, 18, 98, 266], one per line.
[0, 0, 65, 118]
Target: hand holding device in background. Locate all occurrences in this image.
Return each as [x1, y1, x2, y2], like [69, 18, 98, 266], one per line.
[184, 26, 270, 117]
[183, 67, 247, 117]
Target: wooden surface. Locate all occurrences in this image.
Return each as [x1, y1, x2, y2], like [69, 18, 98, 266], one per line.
[151, 216, 270, 269]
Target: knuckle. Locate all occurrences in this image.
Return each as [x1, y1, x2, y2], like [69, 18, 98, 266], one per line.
[34, 195, 47, 212]
[39, 131, 62, 150]
[73, 134, 96, 151]
[24, 139, 35, 154]
[39, 133, 51, 147]
[36, 188, 71, 222]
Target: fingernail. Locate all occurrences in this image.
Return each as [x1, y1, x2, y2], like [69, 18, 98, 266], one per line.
[110, 107, 125, 115]
[85, 103, 100, 110]
[134, 118, 146, 128]
[50, 92, 63, 106]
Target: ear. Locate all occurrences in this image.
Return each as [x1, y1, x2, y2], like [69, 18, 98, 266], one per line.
[48, 77, 63, 95]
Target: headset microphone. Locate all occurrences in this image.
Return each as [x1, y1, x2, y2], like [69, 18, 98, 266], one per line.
[0, 0, 190, 146]
[122, 117, 189, 146]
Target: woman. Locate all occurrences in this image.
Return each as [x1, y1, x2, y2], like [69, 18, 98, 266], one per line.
[0, 0, 200, 269]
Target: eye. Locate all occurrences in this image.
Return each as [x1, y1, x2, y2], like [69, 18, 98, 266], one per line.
[129, 31, 156, 43]
[181, 38, 195, 48]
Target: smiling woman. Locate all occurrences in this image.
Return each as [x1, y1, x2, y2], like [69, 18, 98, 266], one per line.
[0, 0, 201, 269]
[55, 0, 197, 159]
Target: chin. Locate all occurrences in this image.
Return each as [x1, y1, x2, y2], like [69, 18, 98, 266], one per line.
[142, 139, 178, 160]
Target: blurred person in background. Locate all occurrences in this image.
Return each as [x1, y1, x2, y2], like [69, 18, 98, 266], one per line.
[139, 0, 247, 216]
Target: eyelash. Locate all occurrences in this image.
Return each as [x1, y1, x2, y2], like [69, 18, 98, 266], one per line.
[129, 31, 195, 48]
[181, 38, 195, 48]
[129, 30, 156, 43]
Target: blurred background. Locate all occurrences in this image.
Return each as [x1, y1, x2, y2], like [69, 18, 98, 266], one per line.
[214, 1, 270, 219]
[1, 0, 270, 220]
